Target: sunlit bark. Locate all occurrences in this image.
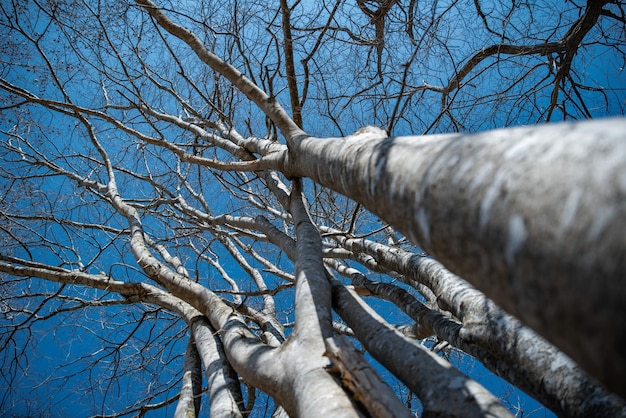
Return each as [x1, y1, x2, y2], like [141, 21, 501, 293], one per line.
[331, 280, 513, 418]
[190, 318, 244, 418]
[174, 336, 203, 418]
[283, 119, 626, 396]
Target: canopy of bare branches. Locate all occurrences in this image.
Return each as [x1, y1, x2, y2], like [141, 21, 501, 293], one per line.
[1, 0, 625, 416]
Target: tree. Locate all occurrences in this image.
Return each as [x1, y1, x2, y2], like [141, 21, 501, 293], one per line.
[1, 0, 625, 416]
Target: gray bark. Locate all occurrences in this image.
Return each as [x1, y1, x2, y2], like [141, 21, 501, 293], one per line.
[285, 118, 626, 396]
[348, 270, 626, 417]
[330, 278, 513, 418]
[284, 179, 363, 417]
[258, 214, 512, 416]
[190, 318, 244, 418]
[323, 336, 413, 418]
[174, 336, 203, 418]
[328, 232, 626, 416]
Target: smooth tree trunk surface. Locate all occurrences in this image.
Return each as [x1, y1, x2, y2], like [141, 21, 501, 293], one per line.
[174, 336, 203, 418]
[284, 118, 626, 396]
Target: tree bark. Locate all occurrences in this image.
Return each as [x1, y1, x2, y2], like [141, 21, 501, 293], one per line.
[323, 335, 413, 418]
[175, 336, 203, 418]
[284, 118, 626, 397]
[330, 278, 513, 418]
[190, 318, 244, 418]
[284, 178, 363, 417]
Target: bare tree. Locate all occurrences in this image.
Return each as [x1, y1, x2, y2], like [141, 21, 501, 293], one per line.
[1, 0, 625, 416]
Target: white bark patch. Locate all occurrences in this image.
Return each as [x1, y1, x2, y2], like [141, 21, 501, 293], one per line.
[446, 154, 460, 169]
[505, 215, 527, 265]
[502, 133, 536, 160]
[549, 351, 571, 372]
[559, 188, 582, 234]
[347, 126, 387, 139]
[451, 157, 476, 185]
[469, 161, 493, 190]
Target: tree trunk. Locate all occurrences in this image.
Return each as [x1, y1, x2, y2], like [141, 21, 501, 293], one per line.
[190, 318, 244, 418]
[285, 118, 626, 396]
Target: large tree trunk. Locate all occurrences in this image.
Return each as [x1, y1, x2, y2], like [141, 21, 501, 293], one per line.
[285, 118, 626, 396]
